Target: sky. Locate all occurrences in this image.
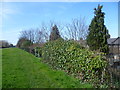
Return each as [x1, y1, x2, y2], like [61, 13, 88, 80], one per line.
[1, 2, 119, 45]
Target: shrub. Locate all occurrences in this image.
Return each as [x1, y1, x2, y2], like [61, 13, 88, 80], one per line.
[34, 47, 42, 57]
[17, 37, 33, 51]
[42, 39, 110, 87]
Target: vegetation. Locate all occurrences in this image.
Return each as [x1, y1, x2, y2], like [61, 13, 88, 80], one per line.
[42, 39, 110, 87]
[86, 5, 110, 54]
[65, 18, 88, 40]
[0, 40, 14, 48]
[2, 48, 92, 88]
[49, 25, 61, 41]
[19, 28, 49, 44]
[16, 37, 33, 51]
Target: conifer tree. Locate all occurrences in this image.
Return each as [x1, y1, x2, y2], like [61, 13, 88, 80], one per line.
[49, 25, 61, 41]
[86, 5, 110, 54]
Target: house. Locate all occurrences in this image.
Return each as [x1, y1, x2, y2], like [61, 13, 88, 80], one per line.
[107, 37, 120, 55]
[107, 37, 120, 68]
[76, 37, 120, 55]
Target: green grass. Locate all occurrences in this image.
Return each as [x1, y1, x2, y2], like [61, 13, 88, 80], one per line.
[2, 48, 92, 88]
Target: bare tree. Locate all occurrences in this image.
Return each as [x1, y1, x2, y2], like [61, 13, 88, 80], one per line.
[35, 28, 46, 43]
[40, 23, 50, 42]
[19, 20, 66, 44]
[28, 29, 35, 43]
[20, 29, 36, 43]
[65, 17, 88, 40]
[19, 23, 50, 44]
[35, 23, 51, 43]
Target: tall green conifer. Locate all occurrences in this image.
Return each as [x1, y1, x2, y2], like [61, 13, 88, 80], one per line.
[86, 5, 110, 54]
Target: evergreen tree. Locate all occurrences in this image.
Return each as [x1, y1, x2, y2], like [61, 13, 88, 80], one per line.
[49, 25, 61, 41]
[86, 5, 110, 54]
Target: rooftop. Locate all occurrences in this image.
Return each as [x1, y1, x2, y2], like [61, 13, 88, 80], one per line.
[107, 37, 120, 45]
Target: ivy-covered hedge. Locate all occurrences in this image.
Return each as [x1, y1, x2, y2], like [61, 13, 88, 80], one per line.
[42, 39, 110, 87]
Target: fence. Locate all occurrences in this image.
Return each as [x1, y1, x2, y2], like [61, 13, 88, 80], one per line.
[107, 54, 120, 88]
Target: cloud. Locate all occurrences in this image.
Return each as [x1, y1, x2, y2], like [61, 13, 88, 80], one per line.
[3, 7, 15, 14]
[0, 3, 19, 19]
[58, 5, 68, 10]
[1, 28, 22, 45]
[3, 8, 16, 19]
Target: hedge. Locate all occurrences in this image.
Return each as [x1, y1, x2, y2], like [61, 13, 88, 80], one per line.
[42, 39, 110, 87]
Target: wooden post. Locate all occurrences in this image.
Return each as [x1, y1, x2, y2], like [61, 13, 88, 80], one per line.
[101, 68, 105, 84]
[38, 52, 40, 57]
[35, 48, 37, 57]
[110, 68, 113, 88]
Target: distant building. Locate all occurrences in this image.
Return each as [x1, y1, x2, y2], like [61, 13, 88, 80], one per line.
[107, 37, 120, 67]
[76, 37, 120, 54]
[107, 37, 120, 55]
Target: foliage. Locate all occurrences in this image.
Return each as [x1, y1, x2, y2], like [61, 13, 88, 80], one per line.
[42, 39, 110, 87]
[2, 48, 92, 88]
[35, 47, 42, 57]
[17, 37, 33, 51]
[86, 5, 110, 54]
[49, 25, 61, 41]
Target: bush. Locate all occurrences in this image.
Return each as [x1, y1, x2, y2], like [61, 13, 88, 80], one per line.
[42, 39, 110, 87]
[34, 47, 42, 57]
[17, 37, 32, 49]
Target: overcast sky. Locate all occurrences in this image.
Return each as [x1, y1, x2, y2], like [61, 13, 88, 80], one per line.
[1, 2, 119, 45]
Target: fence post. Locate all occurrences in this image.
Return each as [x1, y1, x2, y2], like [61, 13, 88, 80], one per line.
[38, 51, 40, 57]
[108, 55, 113, 88]
[110, 68, 113, 88]
[35, 48, 37, 57]
[101, 68, 105, 85]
